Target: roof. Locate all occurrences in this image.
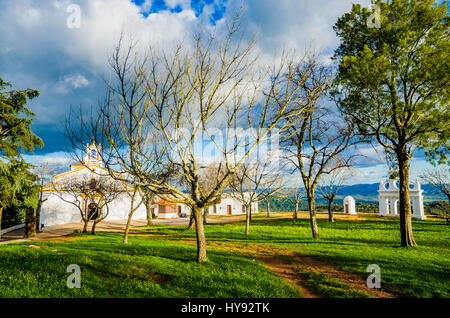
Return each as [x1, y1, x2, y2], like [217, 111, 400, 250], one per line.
[157, 199, 177, 206]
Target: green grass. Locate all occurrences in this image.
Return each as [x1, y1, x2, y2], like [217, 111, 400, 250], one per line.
[0, 233, 300, 298]
[296, 269, 370, 298]
[1, 215, 449, 298]
[141, 215, 450, 298]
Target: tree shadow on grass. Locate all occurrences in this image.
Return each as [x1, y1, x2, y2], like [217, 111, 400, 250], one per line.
[0, 236, 300, 298]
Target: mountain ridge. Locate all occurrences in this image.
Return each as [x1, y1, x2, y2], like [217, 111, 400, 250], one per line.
[281, 183, 447, 204]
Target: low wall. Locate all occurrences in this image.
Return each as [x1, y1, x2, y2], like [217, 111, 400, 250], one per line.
[1, 223, 25, 235]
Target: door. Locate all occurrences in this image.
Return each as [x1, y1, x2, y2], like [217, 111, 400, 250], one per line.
[178, 206, 182, 217]
[88, 203, 100, 220]
[227, 205, 232, 216]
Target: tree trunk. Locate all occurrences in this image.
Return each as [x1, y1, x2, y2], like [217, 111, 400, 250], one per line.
[81, 203, 89, 233]
[36, 199, 42, 232]
[328, 199, 334, 222]
[398, 155, 417, 247]
[146, 204, 153, 226]
[91, 219, 100, 235]
[82, 219, 89, 233]
[266, 199, 270, 217]
[294, 198, 299, 220]
[0, 207, 3, 239]
[203, 208, 208, 225]
[144, 193, 154, 226]
[307, 193, 319, 239]
[193, 206, 207, 263]
[123, 211, 135, 244]
[245, 204, 251, 235]
[24, 207, 37, 238]
[187, 210, 196, 230]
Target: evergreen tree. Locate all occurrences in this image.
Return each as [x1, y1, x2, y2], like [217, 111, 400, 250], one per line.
[0, 78, 43, 237]
[332, 0, 449, 246]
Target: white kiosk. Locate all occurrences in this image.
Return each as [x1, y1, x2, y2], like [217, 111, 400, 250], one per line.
[343, 196, 357, 215]
[378, 179, 426, 220]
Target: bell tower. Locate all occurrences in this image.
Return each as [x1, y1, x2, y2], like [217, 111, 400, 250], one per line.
[84, 142, 103, 167]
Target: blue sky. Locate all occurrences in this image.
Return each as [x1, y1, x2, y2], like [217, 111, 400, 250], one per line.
[0, 0, 439, 184]
[131, 0, 227, 23]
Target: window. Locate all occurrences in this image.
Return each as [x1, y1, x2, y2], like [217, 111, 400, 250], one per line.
[89, 178, 97, 189]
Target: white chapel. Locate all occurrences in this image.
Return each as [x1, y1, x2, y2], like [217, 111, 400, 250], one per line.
[40, 143, 255, 227]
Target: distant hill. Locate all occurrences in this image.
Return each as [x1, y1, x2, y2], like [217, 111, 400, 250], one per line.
[280, 183, 447, 204]
[334, 183, 446, 203]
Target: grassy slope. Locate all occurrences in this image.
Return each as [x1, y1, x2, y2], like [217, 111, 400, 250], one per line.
[146, 215, 450, 298]
[1, 215, 448, 298]
[0, 233, 300, 298]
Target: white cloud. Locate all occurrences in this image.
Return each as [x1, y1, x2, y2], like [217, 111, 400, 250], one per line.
[70, 74, 89, 88]
[350, 164, 388, 185]
[54, 73, 89, 94]
[13, 3, 42, 29]
[22, 152, 73, 167]
[224, 0, 372, 56]
[355, 145, 387, 165]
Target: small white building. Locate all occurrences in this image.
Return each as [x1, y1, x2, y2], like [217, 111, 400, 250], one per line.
[40, 143, 256, 227]
[154, 193, 258, 219]
[378, 179, 426, 220]
[343, 196, 357, 215]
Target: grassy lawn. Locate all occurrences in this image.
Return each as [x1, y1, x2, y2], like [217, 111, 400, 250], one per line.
[143, 214, 450, 298]
[0, 233, 300, 298]
[0, 214, 448, 298]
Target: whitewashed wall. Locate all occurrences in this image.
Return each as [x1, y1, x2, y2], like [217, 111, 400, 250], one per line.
[41, 163, 149, 226]
[105, 192, 147, 220]
[40, 193, 82, 227]
[40, 192, 148, 227]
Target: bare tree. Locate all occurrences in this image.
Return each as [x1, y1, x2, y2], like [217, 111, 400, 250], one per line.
[420, 167, 450, 203]
[229, 158, 285, 234]
[49, 174, 123, 233]
[149, 23, 319, 262]
[64, 35, 176, 238]
[293, 186, 305, 221]
[282, 59, 360, 238]
[141, 186, 156, 226]
[65, 15, 324, 262]
[264, 196, 270, 217]
[32, 163, 58, 232]
[319, 166, 353, 222]
[123, 185, 145, 244]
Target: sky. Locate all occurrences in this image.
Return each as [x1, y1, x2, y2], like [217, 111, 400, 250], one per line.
[0, 0, 438, 184]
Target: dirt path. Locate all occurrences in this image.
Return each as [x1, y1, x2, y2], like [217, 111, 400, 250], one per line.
[206, 241, 399, 298]
[134, 233, 399, 298]
[0, 220, 149, 245]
